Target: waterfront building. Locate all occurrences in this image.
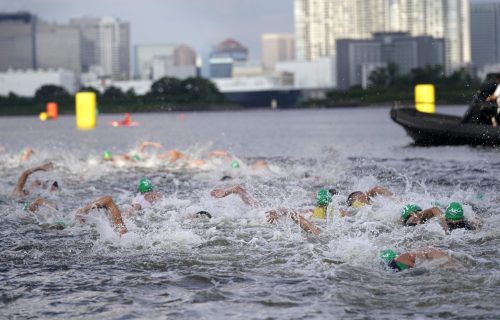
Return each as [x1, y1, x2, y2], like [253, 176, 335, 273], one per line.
[0, 68, 77, 97]
[209, 39, 248, 78]
[70, 16, 130, 80]
[261, 33, 295, 70]
[0, 12, 37, 71]
[294, 0, 470, 74]
[470, 1, 500, 74]
[135, 44, 176, 80]
[275, 57, 336, 89]
[336, 32, 444, 89]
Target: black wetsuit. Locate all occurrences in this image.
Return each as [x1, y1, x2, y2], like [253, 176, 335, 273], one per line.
[447, 220, 475, 231]
[388, 259, 409, 272]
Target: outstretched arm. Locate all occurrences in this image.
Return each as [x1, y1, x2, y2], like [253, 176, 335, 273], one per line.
[366, 186, 393, 198]
[12, 162, 53, 199]
[211, 185, 260, 208]
[138, 141, 162, 153]
[25, 198, 58, 213]
[420, 207, 449, 234]
[76, 196, 127, 235]
[266, 208, 321, 235]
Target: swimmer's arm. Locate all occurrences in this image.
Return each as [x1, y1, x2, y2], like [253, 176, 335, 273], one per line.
[211, 185, 260, 208]
[12, 162, 53, 198]
[266, 208, 321, 235]
[395, 252, 416, 268]
[138, 141, 161, 153]
[77, 196, 127, 235]
[366, 186, 393, 198]
[424, 208, 449, 234]
[27, 198, 58, 213]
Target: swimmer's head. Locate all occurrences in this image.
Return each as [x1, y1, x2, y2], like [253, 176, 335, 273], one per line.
[445, 202, 464, 221]
[380, 249, 397, 264]
[132, 154, 141, 161]
[346, 191, 368, 207]
[50, 181, 59, 192]
[401, 204, 422, 221]
[138, 177, 154, 194]
[22, 201, 30, 211]
[316, 189, 332, 207]
[103, 150, 112, 161]
[231, 160, 240, 169]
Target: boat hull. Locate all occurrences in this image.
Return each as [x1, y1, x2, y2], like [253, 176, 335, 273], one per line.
[390, 107, 500, 146]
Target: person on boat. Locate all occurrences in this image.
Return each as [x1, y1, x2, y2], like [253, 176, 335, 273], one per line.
[464, 74, 500, 125]
[379, 247, 456, 272]
[210, 185, 322, 235]
[121, 112, 132, 126]
[400, 202, 477, 233]
[12, 162, 57, 200]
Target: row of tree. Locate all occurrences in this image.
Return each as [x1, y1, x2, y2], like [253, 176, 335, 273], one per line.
[312, 64, 483, 107]
[0, 76, 230, 115]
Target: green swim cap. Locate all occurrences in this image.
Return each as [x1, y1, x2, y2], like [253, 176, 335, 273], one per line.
[231, 160, 240, 168]
[138, 177, 153, 193]
[380, 249, 397, 263]
[103, 150, 112, 160]
[23, 201, 30, 211]
[401, 204, 422, 220]
[132, 154, 141, 161]
[316, 189, 332, 207]
[445, 202, 464, 221]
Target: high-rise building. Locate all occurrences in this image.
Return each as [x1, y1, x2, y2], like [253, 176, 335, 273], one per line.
[0, 12, 37, 71]
[36, 22, 81, 75]
[470, 2, 500, 72]
[294, 0, 470, 74]
[261, 33, 295, 70]
[70, 16, 130, 80]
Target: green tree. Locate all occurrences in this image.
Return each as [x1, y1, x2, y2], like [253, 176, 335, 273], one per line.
[102, 86, 126, 103]
[34, 85, 71, 103]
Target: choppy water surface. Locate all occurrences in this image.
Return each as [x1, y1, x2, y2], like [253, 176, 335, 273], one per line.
[1, 106, 499, 319]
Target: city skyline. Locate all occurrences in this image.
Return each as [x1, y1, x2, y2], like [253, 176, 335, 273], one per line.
[0, 0, 293, 61]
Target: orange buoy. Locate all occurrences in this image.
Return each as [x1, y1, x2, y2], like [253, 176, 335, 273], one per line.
[46, 102, 58, 120]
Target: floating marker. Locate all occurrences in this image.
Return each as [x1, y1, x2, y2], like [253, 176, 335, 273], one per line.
[415, 84, 435, 113]
[76, 92, 97, 130]
[46, 102, 58, 120]
[39, 112, 48, 121]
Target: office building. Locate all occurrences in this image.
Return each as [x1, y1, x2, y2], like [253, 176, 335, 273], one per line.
[0, 12, 37, 71]
[261, 33, 295, 70]
[294, 0, 470, 74]
[336, 32, 445, 89]
[36, 22, 81, 75]
[470, 2, 500, 72]
[135, 44, 176, 79]
[70, 16, 130, 80]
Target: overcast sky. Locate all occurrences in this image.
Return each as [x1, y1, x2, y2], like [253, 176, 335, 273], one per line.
[1, 0, 294, 61]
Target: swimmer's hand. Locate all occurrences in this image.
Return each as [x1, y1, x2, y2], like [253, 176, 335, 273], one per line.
[117, 224, 128, 236]
[210, 188, 229, 198]
[37, 162, 54, 171]
[266, 210, 280, 224]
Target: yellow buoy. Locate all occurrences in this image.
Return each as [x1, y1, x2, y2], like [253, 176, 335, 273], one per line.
[415, 84, 435, 113]
[75, 92, 97, 130]
[39, 112, 48, 121]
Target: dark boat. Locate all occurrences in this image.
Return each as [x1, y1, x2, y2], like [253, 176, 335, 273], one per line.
[390, 106, 500, 146]
[390, 72, 500, 146]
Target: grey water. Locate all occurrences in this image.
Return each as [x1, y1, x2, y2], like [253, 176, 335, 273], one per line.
[0, 106, 499, 319]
